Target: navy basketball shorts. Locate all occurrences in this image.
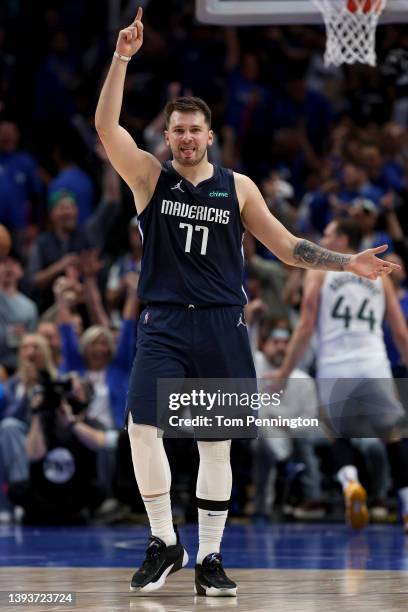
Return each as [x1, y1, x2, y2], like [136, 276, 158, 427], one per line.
[125, 304, 256, 437]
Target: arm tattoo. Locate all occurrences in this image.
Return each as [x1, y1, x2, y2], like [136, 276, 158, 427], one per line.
[293, 240, 351, 271]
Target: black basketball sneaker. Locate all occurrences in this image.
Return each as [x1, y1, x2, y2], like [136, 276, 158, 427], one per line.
[130, 525, 188, 593]
[194, 552, 237, 597]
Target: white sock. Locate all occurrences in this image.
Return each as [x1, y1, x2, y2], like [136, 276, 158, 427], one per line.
[141, 493, 177, 546]
[195, 440, 232, 564]
[197, 508, 228, 564]
[337, 465, 359, 491]
[398, 487, 408, 515]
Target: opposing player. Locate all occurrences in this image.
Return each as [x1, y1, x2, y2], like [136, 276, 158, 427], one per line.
[273, 218, 408, 531]
[95, 9, 400, 595]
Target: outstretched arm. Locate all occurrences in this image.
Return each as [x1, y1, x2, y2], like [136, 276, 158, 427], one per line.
[95, 7, 161, 214]
[237, 174, 400, 280]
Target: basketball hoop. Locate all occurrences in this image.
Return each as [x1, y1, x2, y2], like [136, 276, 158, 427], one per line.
[313, 0, 387, 67]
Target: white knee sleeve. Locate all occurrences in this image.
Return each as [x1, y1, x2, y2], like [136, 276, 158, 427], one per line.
[196, 440, 232, 501]
[127, 414, 172, 496]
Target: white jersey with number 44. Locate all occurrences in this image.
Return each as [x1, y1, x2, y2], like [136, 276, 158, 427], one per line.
[317, 271, 389, 372]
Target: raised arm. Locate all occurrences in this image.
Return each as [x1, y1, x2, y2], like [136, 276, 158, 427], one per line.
[95, 7, 161, 214]
[80, 250, 111, 328]
[237, 174, 400, 280]
[274, 270, 324, 379]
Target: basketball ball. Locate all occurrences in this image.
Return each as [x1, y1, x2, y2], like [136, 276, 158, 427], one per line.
[347, 0, 381, 13]
[0, 224, 11, 258]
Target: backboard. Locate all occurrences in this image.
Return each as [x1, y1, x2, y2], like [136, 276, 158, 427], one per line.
[196, 0, 408, 25]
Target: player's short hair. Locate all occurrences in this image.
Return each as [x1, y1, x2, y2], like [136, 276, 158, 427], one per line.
[164, 97, 212, 128]
[334, 218, 363, 251]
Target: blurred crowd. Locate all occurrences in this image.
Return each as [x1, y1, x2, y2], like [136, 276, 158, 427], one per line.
[1, 0, 408, 526]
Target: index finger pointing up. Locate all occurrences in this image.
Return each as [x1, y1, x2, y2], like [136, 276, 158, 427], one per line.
[134, 6, 143, 23]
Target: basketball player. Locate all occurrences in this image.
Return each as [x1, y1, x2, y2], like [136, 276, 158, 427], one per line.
[273, 218, 408, 532]
[95, 9, 400, 596]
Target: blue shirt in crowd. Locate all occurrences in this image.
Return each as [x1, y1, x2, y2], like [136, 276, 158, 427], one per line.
[49, 166, 94, 224]
[0, 151, 42, 229]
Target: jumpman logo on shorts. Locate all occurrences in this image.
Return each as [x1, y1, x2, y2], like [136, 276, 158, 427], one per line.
[171, 179, 185, 193]
[236, 312, 247, 328]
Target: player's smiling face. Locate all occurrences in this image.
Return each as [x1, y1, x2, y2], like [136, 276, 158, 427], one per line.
[165, 111, 213, 167]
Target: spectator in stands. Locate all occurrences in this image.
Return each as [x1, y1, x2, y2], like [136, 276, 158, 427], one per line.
[261, 171, 298, 233]
[0, 119, 42, 231]
[245, 234, 302, 325]
[9, 374, 106, 524]
[106, 217, 142, 322]
[270, 126, 322, 200]
[41, 275, 84, 329]
[360, 142, 406, 196]
[0, 251, 38, 373]
[25, 190, 83, 311]
[56, 272, 138, 502]
[349, 198, 393, 251]
[306, 162, 383, 234]
[40, 251, 107, 332]
[26, 154, 121, 312]
[57, 284, 137, 430]
[247, 311, 325, 522]
[49, 136, 95, 224]
[37, 321, 63, 370]
[338, 162, 383, 206]
[0, 333, 56, 522]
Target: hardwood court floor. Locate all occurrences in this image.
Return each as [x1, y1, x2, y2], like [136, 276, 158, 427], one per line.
[1, 568, 408, 612]
[1, 523, 408, 611]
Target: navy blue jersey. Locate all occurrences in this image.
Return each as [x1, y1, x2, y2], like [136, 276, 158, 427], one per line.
[137, 161, 247, 306]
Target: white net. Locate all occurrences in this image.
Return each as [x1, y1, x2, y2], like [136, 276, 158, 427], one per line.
[313, 0, 387, 67]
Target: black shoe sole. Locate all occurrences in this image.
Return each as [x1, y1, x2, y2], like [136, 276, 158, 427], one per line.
[194, 577, 237, 597]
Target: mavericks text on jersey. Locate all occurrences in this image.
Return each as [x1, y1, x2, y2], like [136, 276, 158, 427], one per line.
[137, 162, 247, 306]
